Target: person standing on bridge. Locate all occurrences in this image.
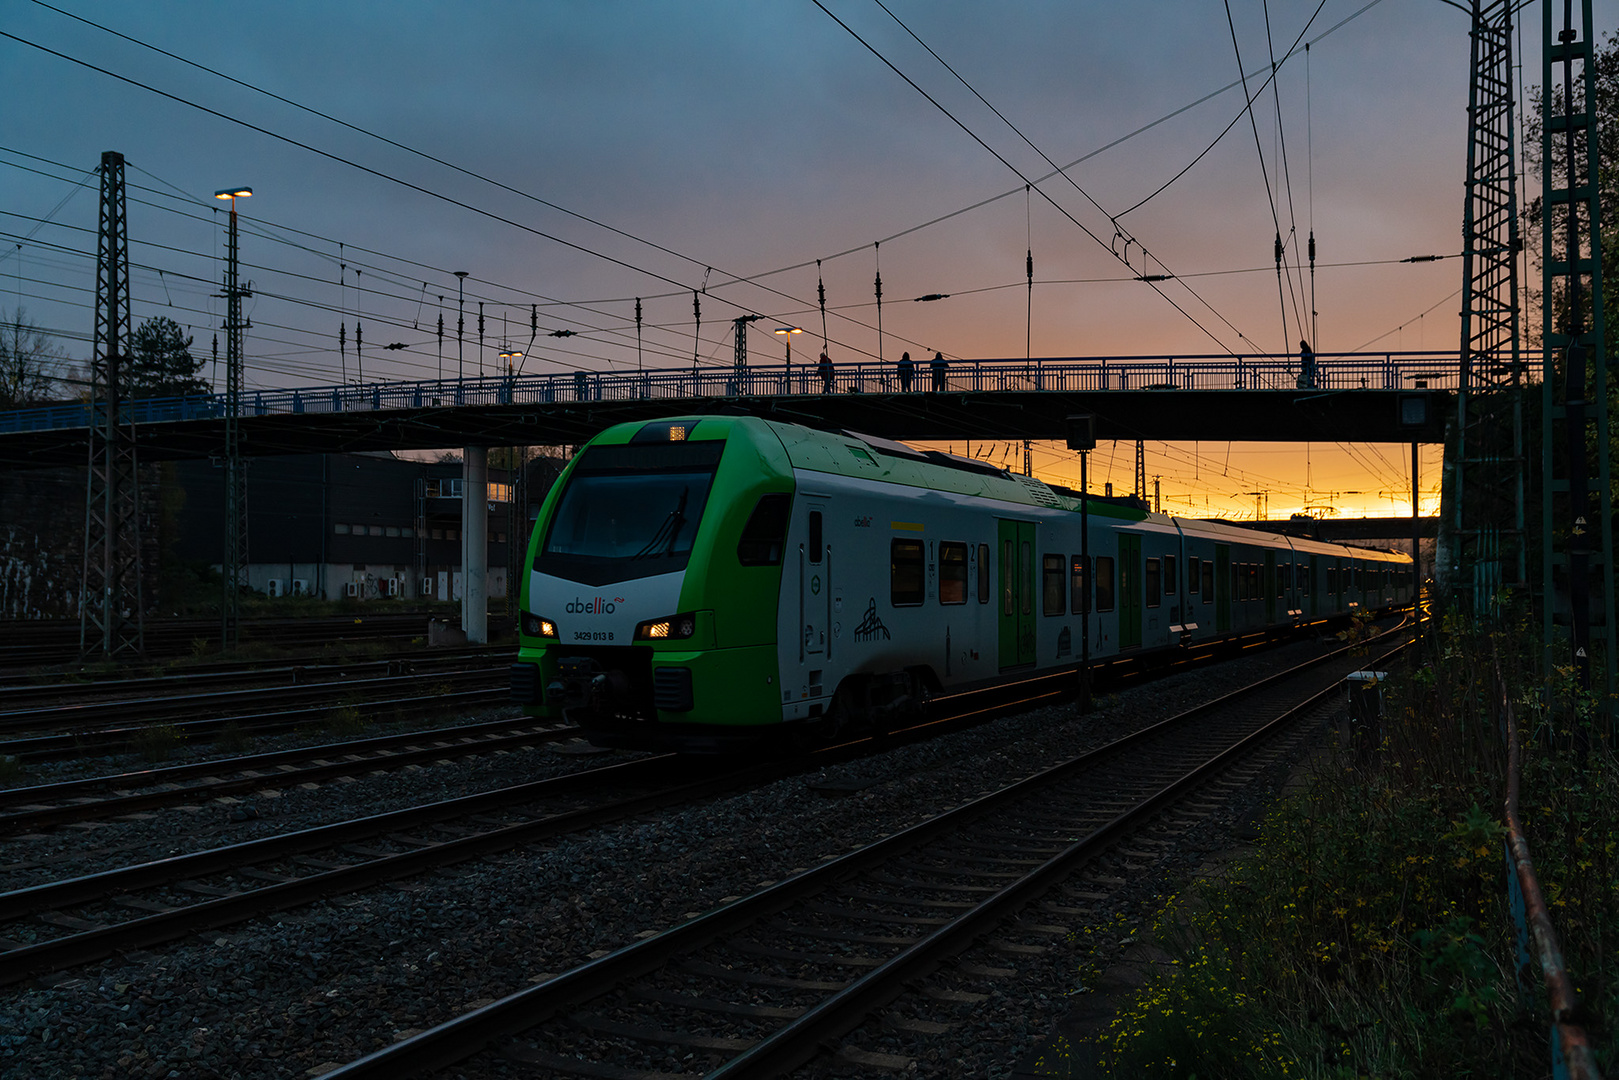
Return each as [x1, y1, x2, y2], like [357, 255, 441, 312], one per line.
[1297, 339, 1316, 390]
[930, 350, 947, 392]
[897, 351, 913, 392]
[818, 351, 834, 394]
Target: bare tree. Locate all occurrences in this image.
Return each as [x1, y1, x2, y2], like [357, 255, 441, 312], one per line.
[0, 308, 64, 409]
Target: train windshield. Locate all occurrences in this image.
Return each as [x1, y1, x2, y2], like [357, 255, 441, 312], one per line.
[537, 440, 725, 585]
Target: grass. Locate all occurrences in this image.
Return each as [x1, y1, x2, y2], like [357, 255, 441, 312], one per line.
[133, 722, 184, 763]
[1067, 612, 1617, 1078]
[323, 705, 369, 738]
[213, 721, 254, 754]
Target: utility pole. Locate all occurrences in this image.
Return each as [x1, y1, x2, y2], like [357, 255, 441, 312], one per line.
[215, 185, 253, 652]
[80, 150, 143, 658]
[1133, 440, 1146, 503]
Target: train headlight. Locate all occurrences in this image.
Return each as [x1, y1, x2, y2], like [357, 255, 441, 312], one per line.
[522, 612, 558, 639]
[635, 612, 697, 640]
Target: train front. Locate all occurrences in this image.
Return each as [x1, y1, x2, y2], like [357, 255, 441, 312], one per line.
[510, 416, 794, 751]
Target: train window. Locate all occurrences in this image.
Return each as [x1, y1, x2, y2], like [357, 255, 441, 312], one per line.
[1021, 542, 1033, 616]
[940, 542, 969, 605]
[1302, 566, 1312, 596]
[891, 539, 925, 606]
[1004, 540, 1014, 615]
[1071, 555, 1089, 614]
[1163, 556, 1176, 595]
[1277, 566, 1286, 598]
[1144, 559, 1161, 608]
[736, 493, 791, 566]
[1249, 564, 1260, 600]
[1201, 560, 1213, 601]
[1187, 556, 1200, 598]
[808, 511, 823, 564]
[1094, 556, 1116, 612]
[978, 543, 990, 603]
[1042, 554, 1065, 615]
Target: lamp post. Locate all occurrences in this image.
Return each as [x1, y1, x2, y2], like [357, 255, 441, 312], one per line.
[499, 350, 523, 376]
[454, 271, 469, 383]
[214, 185, 251, 650]
[774, 326, 802, 391]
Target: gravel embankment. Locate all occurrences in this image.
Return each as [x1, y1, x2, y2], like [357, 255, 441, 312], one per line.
[0, 635, 1349, 1079]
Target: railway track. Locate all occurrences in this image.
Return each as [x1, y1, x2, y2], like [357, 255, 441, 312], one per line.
[0, 623, 1402, 1008]
[320, 633, 1407, 1079]
[0, 717, 585, 834]
[0, 645, 505, 705]
[0, 669, 508, 761]
[0, 753, 774, 987]
[0, 613, 514, 673]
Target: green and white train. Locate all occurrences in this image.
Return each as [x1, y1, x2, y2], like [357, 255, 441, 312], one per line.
[510, 415, 1412, 751]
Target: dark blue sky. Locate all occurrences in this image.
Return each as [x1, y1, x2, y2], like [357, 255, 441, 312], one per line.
[3, 0, 1605, 512]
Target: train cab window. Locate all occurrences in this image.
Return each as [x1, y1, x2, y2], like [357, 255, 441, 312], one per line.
[1071, 555, 1089, 614]
[1144, 558, 1161, 608]
[1094, 556, 1116, 612]
[1042, 554, 1065, 615]
[1201, 560, 1214, 601]
[940, 542, 969, 605]
[978, 543, 990, 603]
[1187, 556, 1201, 599]
[736, 493, 791, 566]
[808, 511, 823, 564]
[1163, 556, 1176, 595]
[891, 539, 925, 606]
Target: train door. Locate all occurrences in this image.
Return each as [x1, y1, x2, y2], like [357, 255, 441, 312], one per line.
[1264, 551, 1277, 624]
[798, 499, 829, 660]
[997, 519, 1036, 668]
[1214, 544, 1231, 632]
[1307, 554, 1318, 619]
[1118, 534, 1142, 649]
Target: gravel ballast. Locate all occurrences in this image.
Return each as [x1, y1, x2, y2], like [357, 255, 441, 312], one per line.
[0, 634, 1357, 1078]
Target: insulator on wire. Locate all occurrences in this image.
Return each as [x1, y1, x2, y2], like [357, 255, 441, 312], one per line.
[1274, 233, 1283, 263]
[1026, 251, 1033, 281]
[1308, 232, 1316, 263]
[531, 304, 538, 336]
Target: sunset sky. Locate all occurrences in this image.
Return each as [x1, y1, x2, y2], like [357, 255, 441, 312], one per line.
[5, 1, 1611, 518]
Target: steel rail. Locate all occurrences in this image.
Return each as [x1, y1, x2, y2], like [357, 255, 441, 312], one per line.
[0, 721, 580, 834]
[0, 754, 785, 987]
[0, 647, 506, 707]
[322, 634, 1408, 1079]
[0, 666, 498, 735]
[0, 685, 508, 761]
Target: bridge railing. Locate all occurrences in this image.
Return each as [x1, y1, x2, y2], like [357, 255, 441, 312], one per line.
[0, 351, 1460, 434]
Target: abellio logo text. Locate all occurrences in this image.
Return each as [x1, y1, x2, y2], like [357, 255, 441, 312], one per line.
[566, 596, 622, 614]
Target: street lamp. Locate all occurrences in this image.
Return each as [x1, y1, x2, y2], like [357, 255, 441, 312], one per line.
[773, 326, 802, 374]
[214, 186, 251, 652]
[499, 350, 523, 376]
[454, 271, 469, 383]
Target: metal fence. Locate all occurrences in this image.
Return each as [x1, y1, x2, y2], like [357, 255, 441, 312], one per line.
[1497, 652, 1602, 1080]
[0, 351, 1462, 435]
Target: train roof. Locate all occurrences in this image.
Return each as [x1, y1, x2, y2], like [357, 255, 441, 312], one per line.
[578, 416, 1407, 562]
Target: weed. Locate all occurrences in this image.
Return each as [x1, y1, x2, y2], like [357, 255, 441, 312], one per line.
[1090, 619, 1608, 1077]
[324, 705, 368, 738]
[133, 723, 184, 763]
[213, 721, 254, 754]
[0, 755, 23, 784]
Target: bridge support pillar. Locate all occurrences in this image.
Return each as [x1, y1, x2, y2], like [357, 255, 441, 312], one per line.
[462, 446, 488, 644]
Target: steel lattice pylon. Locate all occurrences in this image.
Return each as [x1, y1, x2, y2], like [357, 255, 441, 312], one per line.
[219, 192, 251, 651]
[1541, 0, 1616, 714]
[80, 150, 144, 658]
[1452, 0, 1527, 616]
